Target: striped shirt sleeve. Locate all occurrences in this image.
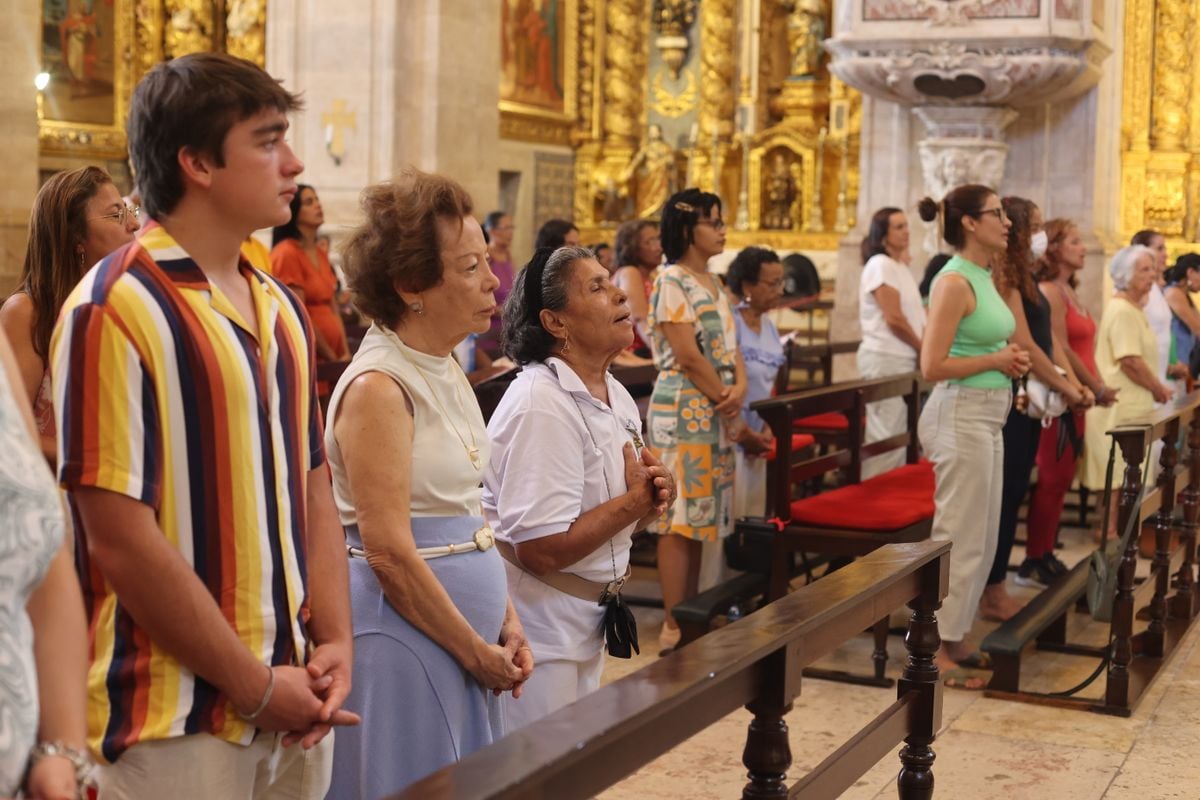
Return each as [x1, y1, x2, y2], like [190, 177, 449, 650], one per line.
[52, 300, 162, 508]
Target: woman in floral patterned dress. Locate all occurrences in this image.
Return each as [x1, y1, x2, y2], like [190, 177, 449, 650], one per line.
[647, 188, 746, 654]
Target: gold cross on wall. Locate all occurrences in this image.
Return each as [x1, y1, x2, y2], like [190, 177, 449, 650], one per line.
[321, 99, 357, 165]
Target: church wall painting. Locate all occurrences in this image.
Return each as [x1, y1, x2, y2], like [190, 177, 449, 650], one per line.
[501, 0, 568, 115]
[41, 0, 117, 126]
[37, 0, 133, 159]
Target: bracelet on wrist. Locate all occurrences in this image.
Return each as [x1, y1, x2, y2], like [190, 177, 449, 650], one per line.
[242, 664, 275, 722]
[28, 740, 94, 797]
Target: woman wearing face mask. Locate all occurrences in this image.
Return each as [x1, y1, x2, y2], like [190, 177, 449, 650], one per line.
[1021, 220, 1117, 587]
[982, 197, 1091, 623]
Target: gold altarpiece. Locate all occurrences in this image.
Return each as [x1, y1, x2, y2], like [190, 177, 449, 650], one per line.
[500, 0, 859, 251]
[37, 0, 266, 162]
[1120, 0, 1200, 252]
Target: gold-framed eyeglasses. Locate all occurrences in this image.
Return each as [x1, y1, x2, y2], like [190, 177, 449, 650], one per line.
[90, 204, 140, 227]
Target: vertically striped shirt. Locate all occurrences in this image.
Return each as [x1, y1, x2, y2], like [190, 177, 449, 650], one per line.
[51, 223, 323, 763]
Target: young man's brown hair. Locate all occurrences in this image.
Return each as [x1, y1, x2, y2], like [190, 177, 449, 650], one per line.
[127, 52, 302, 220]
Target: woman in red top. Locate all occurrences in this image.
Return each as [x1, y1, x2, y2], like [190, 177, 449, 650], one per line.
[1024, 219, 1117, 585]
[271, 184, 348, 361]
[612, 219, 663, 359]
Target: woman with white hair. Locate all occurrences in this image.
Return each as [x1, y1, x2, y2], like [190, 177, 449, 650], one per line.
[1082, 244, 1174, 535]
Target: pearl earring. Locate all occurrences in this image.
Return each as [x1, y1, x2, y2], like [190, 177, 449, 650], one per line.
[410, 301, 424, 315]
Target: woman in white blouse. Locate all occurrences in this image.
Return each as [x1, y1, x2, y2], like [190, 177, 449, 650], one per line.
[484, 246, 675, 730]
[857, 207, 926, 477]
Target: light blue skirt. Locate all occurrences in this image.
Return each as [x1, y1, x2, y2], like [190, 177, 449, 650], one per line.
[327, 516, 508, 799]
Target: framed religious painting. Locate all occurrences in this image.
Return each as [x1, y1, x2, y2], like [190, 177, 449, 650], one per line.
[499, 0, 578, 146]
[38, 0, 136, 159]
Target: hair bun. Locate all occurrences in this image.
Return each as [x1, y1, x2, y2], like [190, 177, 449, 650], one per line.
[916, 197, 940, 223]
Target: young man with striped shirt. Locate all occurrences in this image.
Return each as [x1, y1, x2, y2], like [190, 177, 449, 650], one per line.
[51, 53, 357, 798]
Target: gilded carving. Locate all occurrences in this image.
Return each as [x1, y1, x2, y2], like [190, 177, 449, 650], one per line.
[225, 0, 267, 66]
[653, 0, 697, 78]
[501, 113, 572, 146]
[1122, 0, 1153, 152]
[651, 69, 699, 118]
[603, 0, 642, 146]
[164, 0, 215, 57]
[781, 0, 826, 78]
[1150, 0, 1192, 150]
[575, 0, 598, 142]
[698, 0, 737, 142]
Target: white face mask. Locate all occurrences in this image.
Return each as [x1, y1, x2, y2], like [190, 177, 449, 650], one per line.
[1030, 230, 1048, 260]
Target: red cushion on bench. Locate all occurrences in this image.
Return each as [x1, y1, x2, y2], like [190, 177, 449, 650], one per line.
[788, 460, 935, 531]
[793, 412, 849, 430]
[765, 433, 817, 462]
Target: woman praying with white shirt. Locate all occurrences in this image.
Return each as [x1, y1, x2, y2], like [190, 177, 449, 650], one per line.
[483, 246, 676, 730]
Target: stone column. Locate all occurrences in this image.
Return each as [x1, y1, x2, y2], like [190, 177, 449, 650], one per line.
[1, 0, 40, 294]
[267, 0, 499, 235]
[913, 106, 1018, 254]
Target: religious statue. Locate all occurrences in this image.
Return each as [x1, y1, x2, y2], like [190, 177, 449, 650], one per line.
[619, 124, 680, 220]
[762, 152, 801, 230]
[164, 1, 215, 58]
[781, 0, 826, 79]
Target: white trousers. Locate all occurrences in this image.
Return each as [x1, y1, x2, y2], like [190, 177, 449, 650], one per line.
[918, 384, 1011, 643]
[502, 650, 606, 732]
[856, 348, 918, 479]
[97, 731, 333, 800]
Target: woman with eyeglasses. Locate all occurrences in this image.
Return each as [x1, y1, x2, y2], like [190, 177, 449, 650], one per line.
[917, 185, 1031, 690]
[646, 188, 746, 655]
[857, 207, 926, 478]
[0, 166, 139, 463]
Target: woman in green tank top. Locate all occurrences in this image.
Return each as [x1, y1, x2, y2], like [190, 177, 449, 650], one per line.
[915, 185, 1032, 691]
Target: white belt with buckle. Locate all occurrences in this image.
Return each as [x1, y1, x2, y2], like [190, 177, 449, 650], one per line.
[347, 526, 495, 561]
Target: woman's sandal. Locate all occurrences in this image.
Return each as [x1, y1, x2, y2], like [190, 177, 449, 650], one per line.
[942, 667, 989, 691]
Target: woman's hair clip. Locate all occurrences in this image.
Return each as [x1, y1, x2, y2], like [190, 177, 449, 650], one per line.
[673, 201, 696, 213]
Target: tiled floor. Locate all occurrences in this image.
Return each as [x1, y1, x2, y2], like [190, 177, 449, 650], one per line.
[595, 526, 1200, 799]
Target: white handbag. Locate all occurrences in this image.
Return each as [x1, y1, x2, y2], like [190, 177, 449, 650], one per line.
[1022, 366, 1069, 425]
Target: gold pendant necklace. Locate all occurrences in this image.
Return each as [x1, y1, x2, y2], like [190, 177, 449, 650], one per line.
[391, 332, 482, 470]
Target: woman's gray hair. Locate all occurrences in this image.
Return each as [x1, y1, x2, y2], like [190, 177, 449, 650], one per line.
[1109, 244, 1154, 291]
[502, 245, 595, 364]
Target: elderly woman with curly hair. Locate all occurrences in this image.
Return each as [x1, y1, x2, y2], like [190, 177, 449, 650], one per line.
[325, 168, 533, 798]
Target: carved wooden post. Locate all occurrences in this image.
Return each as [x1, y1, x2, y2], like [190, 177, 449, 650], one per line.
[1147, 421, 1178, 656]
[742, 699, 793, 799]
[1107, 430, 1147, 710]
[897, 558, 944, 800]
[743, 648, 794, 800]
[1173, 410, 1200, 619]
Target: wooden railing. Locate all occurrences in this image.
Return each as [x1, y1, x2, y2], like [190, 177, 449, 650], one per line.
[983, 389, 1200, 715]
[1103, 391, 1200, 714]
[392, 540, 950, 800]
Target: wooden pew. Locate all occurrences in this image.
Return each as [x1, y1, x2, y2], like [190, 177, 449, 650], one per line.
[392, 539, 950, 800]
[750, 372, 931, 686]
[982, 390, 1200, 715]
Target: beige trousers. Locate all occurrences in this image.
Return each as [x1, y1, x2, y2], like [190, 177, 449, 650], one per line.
[97, 730, 334, 800]
[918, 384, 1011, 643]
[856, 348, 918, 479]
